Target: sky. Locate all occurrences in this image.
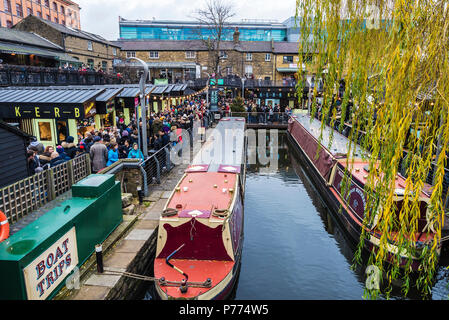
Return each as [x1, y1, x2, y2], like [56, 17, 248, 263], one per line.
[75, 0, 297, 41]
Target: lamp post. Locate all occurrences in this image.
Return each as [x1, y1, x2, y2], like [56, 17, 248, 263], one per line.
[241, 77, 246, 99]
[129, 57, 148, 158]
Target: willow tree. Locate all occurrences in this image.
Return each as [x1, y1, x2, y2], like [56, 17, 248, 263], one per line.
[295, 0, 449, 298]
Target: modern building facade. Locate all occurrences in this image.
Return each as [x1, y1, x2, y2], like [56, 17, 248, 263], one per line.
[0, 0, 81, 30]
[119, 16, 295, 42]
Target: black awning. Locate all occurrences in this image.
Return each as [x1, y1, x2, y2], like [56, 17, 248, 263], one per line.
[0, 87, 104, 119]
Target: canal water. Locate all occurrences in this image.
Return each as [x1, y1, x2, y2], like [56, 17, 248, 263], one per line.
[143, 131, 449, 300]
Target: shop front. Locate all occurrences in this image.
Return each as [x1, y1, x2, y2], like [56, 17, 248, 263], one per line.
[0, 87, 105, 148]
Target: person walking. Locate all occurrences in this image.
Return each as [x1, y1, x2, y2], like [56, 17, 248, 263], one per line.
[89, 136, 108, 173]
[107, 142, 119, 167]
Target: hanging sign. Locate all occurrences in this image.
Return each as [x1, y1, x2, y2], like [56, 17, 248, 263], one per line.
[22, 227, 79, 300]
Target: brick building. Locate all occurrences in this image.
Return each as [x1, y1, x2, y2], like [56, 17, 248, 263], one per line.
[0, 0, 80, 29]
[113, 29, 315, 84]
[13, 15, 121, 71]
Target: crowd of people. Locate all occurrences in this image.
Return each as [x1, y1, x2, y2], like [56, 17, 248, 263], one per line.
[26, 99, 211, 176]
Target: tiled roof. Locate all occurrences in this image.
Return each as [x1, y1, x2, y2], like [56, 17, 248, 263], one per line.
[0, 27, 63, 51]
[17, 16, 120, 47]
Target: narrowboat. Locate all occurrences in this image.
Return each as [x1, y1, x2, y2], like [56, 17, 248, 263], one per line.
[287, 113, 448, 270]
[154, 117, 246, 299]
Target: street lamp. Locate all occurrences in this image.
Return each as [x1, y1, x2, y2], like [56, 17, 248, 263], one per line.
[241, 77, 246, 99]
[129, 57, 148, 158]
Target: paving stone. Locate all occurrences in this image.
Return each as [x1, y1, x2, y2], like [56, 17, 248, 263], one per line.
[124, 229, 154, 241]
[84, 274, 121, 288]
[71, 285, 110, 300]
[113, 240, 145, 253]
[161, 191, 173, 199]
[103, 252, 137, 269]
[134, 219, 159, 229]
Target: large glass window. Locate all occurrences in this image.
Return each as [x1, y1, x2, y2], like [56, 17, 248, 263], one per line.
[119, 25, 287, 42]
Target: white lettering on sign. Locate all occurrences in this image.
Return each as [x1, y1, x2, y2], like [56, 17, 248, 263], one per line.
[23, 227, 79, 300]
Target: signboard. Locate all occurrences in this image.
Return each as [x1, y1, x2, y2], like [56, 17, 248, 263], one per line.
[0, 105, 86, 119]
[209, 88, 219, 112]
[214, 113, 221, 120]
[23, 227, 79, 300]
[155, 78, 169, 85]
[209, 78, 217, 86]
[217, 79, 224, 85]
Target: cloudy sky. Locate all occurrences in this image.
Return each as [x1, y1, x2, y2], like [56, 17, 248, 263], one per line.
[75, 0, 297, 41]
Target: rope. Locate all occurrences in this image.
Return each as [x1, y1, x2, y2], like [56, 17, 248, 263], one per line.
[162, 208, 178, 217]
[102, 270, 212, 288]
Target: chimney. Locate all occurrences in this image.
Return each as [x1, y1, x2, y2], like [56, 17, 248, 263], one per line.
[233, 27, 240, 44]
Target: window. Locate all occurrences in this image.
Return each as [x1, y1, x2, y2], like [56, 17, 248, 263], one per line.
[149, 51, 159, 59]
[265, 53, 271, 62]
[46, 14, 50, 20]
[61, 19, 65, 26]
[36, 11, 42, 18]
[226, 66, 233, 76]
[6, 20, 12, 28]
[16, 4, 23, 17]
[3, 0, 11, 13]
[44, 0, 49, 7]
[87, 41, 93, 51]
[220, 51, 228, 59]
[60, 6, 65, 14]
[27, 7, 32, 16]
[245, 65, 253, 77]
[53, 2, 57, 11]
[283, 56, 294, 63]
[87, 59, 94, 69]
[246, 53, 252, 61]
[54, 17, 58, 23]
[185, 51, 196, 59]
[102, 61, 107, 70]
[113, 48, 117, 56]
[126, 51, 136, 58]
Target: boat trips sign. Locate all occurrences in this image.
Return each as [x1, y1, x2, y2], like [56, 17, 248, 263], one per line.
[22, 227, 79, 300]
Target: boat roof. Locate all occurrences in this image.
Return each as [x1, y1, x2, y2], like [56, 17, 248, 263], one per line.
[165, 171, 237, 219]
[338, 159, 431, 200]
[191, 117, 246, 172]
[292, 114, 369, 158]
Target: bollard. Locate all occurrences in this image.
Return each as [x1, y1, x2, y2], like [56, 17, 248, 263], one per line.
[95, 244, 104, 273]
[180, 278, 188, 293]
[137, 187, 143, 204]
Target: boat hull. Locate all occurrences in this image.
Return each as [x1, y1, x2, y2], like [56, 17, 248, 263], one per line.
[287, 125, 439, 271]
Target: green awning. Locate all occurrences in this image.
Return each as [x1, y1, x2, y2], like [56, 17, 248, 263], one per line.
[0, 42, 79, 63]
[276, 68, 300, 73]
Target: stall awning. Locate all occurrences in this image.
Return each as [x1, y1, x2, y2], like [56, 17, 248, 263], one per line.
[96, 88, 124, 102]
[0, 42, 79, 63]
[0, 87, 105, 119]
[276, 68, 299, 73]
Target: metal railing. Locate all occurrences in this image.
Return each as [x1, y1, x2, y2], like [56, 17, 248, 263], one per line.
[228, 111, 291, 124]
[0, 64, 125, 87]
[0, 153, 91, 224]
[190, 77, 298, 89]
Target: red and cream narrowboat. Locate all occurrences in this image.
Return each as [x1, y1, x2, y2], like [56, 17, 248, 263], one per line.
[154, 117, 246, 299]
[287, 113, 448, 270]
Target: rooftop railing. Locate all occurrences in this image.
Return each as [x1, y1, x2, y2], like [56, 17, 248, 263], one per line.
[0, 64, 126, 87]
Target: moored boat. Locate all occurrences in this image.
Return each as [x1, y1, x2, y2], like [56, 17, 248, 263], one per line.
[154, 117, 246, 299]
[287, 113, 448, 271]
